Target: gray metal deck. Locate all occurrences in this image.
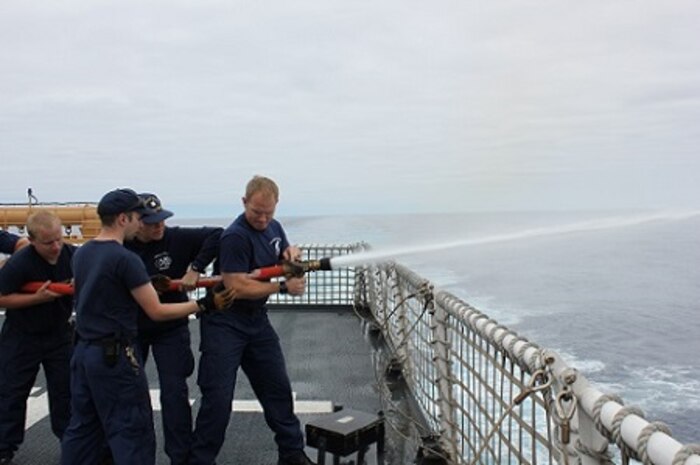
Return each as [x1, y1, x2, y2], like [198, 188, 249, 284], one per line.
[2, 307, 386, 465]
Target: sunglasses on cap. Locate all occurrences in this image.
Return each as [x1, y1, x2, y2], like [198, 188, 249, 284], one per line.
[141, 195, 163, 212]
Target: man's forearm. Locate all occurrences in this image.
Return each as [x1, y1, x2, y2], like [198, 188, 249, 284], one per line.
[223, 274, 282, 300]
[0, 292, 52, 309]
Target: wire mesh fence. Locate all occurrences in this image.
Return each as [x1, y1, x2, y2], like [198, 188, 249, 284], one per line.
[196, 243, 700, 465]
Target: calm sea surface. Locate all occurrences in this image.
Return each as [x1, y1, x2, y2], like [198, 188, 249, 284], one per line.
[176, 210, 700, 443]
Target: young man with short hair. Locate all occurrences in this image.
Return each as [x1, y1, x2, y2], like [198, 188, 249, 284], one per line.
[60, 188, 234, 465]
[0, 211, 75, 464]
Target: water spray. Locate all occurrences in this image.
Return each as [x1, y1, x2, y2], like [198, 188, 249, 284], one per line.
[19, 210, 699, 296]
[329, 209, 700, 268]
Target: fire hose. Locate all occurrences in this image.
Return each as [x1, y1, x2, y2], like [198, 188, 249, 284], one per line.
[20, 258, 333, 296]
[246, 258, 331, 280]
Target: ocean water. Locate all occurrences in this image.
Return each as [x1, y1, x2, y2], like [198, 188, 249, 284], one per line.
[176, 210, 700, 443]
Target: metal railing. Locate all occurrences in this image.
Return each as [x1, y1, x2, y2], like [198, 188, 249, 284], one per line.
[211, 243, 700, 465]
[350, 253, 700, 465]
[359, 262, 556, 464]
[266, 243, 361, 307]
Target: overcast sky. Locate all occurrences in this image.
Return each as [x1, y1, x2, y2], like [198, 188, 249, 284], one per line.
[1, 1, 699, 217]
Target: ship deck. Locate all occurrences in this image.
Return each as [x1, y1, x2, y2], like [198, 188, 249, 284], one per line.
[2, 307, 387, 465]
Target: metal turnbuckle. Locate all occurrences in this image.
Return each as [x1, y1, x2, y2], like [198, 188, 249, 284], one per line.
[555, 388, 577, 445]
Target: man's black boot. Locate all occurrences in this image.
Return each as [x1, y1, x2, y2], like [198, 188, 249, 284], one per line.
[277, 450, 315, 465]
[0, 450, 15, 465]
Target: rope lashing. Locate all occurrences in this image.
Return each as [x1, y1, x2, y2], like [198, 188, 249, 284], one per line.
[672, 444, 700, 465]
[637, 421, 672, 465]
[611, 405, 645, 463]
[592, 393, 624, 440]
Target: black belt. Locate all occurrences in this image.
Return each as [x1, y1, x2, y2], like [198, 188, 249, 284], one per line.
[78, 334, 136, 368]
[77, 333, 133, 345]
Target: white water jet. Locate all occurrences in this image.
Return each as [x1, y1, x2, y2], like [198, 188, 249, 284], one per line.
[330, 210, 700, 268]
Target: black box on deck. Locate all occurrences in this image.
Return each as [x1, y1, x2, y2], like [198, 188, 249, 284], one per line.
[305, 408, 384, 456]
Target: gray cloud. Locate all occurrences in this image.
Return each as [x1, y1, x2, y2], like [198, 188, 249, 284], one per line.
[1, 0, 699, 215]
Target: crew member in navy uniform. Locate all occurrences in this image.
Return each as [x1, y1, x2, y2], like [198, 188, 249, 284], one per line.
[189, 176, 314, 465]
[0, 231, 29, 267]
[60, 188, 234, 465]
[0, 211, 75, 465]
[124, 192, 222, 465]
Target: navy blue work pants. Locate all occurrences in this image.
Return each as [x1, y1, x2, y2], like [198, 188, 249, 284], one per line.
[0, 321, 71, 453]
[188, 310, 304, 465]
[60, 340, 155, 465]
[138, 323, 195, 465]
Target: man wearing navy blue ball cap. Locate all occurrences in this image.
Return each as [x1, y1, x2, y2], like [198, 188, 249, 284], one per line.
[60, 188, 234, 465]
[125, 193, 222, 465]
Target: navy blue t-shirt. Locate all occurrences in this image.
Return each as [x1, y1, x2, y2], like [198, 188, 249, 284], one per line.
[125, 226, 221, 330]
[0, 243, 76, 333]
[0, 230, 20, 254]
[220, 214, 289, 312]
[73, 240, 150, 341]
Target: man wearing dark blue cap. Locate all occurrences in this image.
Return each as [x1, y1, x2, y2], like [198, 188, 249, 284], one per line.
[60, 188, 234, 465]
[125, 193, 222, 465]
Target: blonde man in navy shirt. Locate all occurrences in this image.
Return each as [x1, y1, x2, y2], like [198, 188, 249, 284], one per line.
[0, 211, 75, 464]
[190, 176, 313, 465]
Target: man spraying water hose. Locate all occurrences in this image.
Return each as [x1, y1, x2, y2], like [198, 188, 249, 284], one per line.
[189, 176, 315, 465]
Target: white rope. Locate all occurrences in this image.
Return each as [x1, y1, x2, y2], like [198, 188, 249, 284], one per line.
[638, 422, 673, 465]
[673, 444, 700, 465]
